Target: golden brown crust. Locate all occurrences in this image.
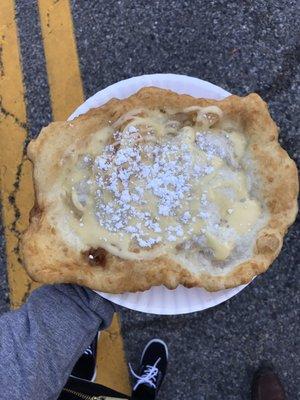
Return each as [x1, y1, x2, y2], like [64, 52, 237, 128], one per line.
[21, 88, 298, 292]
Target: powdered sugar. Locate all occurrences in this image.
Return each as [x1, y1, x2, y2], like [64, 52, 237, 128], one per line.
[91, 131, 198, 247]
[70, 112, 255, 257]
[74, 125, 239, 249]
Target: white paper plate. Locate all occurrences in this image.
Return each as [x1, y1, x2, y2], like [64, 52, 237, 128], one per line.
[69, 74, 249, 315]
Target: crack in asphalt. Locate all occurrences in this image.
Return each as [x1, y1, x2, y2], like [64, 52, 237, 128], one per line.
[0, 45, 4, 78]
[8, 140, 31, 267]
[0, 97, 28, 130]
[0, 97, 30, 266]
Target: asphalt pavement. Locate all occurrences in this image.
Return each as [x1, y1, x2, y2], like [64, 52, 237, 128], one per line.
[1, 1, 299, 399]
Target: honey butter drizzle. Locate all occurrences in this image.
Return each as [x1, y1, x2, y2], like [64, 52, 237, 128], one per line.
[63, 107, 262, 262]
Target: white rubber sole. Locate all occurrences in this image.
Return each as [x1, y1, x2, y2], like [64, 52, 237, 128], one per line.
[91, 367, 97, 382]
[141, 338, 169, 362]
[69, 370, 97, 383]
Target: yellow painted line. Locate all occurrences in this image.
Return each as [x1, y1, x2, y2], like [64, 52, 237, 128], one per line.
[38, 1, 130, 394]
[97, 314, 131, 394]
[0, 0, 38, 309]
[38, 0, 84, 120]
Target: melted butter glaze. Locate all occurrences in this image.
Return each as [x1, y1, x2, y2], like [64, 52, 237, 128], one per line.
[61, 108, 261, 262]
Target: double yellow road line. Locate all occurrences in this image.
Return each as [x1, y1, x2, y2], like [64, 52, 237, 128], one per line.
[0, 0, 129, 394]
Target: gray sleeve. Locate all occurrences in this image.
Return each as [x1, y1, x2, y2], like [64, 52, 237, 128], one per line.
[0, 284, 115, 400]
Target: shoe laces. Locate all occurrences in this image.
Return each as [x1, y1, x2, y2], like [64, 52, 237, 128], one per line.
[129, 358, 161, 391]
[84, 347, 93, 356]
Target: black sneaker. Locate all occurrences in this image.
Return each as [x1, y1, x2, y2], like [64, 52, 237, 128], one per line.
[130, 338, 168, 400]
[70, 332, 98, 382]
